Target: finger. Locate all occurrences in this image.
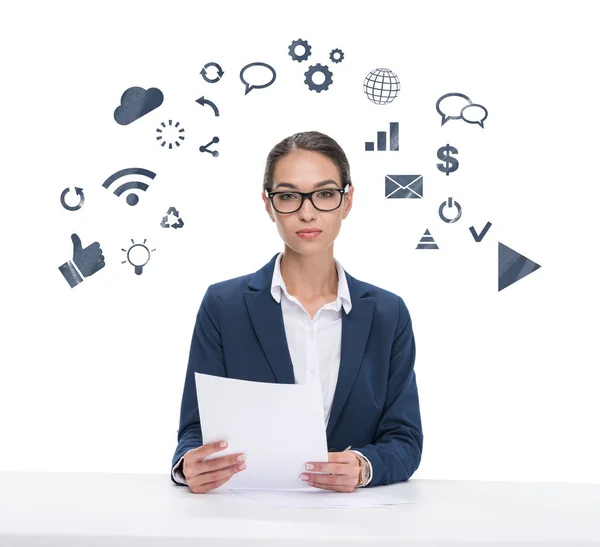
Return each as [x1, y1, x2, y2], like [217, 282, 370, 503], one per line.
[188, 441, 229, 462]
[192, 473, 235, 494]
[196, 461, 246, 485]
[303, 472, 345, 486]
[305, 462, 348, 474]
[71, 233, 82, 253]
[308, 480, 355, 493]
[199, 453, 246, 473]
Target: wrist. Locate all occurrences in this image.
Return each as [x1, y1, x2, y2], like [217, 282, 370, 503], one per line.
[354, 453, 367, 487]
[59, 260, 84, 288]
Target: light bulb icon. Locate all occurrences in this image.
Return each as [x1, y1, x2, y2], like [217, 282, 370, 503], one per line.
[122, 239, 156, 275]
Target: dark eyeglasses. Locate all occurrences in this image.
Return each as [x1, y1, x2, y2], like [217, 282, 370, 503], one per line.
[266, 184, 351, 214]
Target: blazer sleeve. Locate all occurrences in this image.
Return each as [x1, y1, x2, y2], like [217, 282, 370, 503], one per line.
[170, 284, 225, 485]
[355, 297, 424, 487]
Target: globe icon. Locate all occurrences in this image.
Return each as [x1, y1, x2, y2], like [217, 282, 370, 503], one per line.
[363, 68, 400, 105]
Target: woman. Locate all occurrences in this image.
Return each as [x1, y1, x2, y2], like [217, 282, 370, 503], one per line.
[171, 131, 424, 494]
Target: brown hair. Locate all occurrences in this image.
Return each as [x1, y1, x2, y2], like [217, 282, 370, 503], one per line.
[262, 131, 352, 193]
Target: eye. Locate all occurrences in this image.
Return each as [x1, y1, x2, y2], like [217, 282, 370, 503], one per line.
[280, 193, 298, 200]
[317, 190, 334, 198]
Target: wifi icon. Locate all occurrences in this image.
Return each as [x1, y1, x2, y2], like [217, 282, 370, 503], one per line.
[102, 167, 157, 206]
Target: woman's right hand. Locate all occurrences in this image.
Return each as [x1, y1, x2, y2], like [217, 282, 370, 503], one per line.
[182, 440, 247, 494]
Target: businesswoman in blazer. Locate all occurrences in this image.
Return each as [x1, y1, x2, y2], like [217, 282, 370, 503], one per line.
[172, 131, 424, 494]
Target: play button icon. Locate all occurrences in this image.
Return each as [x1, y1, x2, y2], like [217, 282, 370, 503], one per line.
[498, 242, 541, 292]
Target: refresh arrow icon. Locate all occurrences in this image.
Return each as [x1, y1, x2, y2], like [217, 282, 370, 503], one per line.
[195, 96, 220, 116]
[60, 187, 85, 211]
[200, 62, 224, 83]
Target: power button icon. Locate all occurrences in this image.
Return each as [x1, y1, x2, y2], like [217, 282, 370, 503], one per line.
[438, 197, 462, 223]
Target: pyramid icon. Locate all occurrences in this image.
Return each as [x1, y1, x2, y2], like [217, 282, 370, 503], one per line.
[498, 242, 541, 291]
[416, 229, 439, 250]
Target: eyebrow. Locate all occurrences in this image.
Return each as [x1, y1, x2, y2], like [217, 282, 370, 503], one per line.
[273, 179, 340, 190]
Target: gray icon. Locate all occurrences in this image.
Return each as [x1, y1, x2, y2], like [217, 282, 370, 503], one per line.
[199, 136, 219, 157]
[239, 62, 276, 95]
[121, 238, 156, 275]
[437, 144, 459, 176]
[200, 62, 224, 83]
[416, 229, 439, 250]
[470, 221, 492, 242]
[59, 233, 105, 288]
[439, 197, 462, 223]
[385, 175, 423, 199]
[329, 48, 344, 63]
[498, 242, 541, 291]
[288, 38, 312, 62]
[160, 207, 184, 229]
[363, 68, 400, 105]
[102, 167, 156, 206]
[114, 87, 164, 125]
[195, 96, 219, 116]
[60, 187, 85, 211]
[156, 120, 185, 149]
[365, 122, 399, 151]
[436, 92, 488, 128]
[304, 63, 333, 92]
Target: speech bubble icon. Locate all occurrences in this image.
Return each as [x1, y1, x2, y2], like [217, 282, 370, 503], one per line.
[239, 62, 277, 95]
[461, 103, 488, 128]
[436, 92, 471, 126]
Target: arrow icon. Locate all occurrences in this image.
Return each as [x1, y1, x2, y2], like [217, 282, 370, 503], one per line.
[195, 96, 219, 116]
[200, 62, 224, 83]
[60, 187, 85, 211]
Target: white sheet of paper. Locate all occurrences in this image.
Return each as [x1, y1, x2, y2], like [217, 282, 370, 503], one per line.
[195, 372, 330, 491]
[227, 488, 416, 508]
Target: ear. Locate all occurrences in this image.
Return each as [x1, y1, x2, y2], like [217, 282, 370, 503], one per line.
[342, 185, 354, 217]
[262, 193, 275, 220]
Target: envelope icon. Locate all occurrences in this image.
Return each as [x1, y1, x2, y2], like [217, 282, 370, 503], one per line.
[385, 175, 423, 199]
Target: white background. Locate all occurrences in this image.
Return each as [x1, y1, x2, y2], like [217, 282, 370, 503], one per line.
[1, 0, 599, 483]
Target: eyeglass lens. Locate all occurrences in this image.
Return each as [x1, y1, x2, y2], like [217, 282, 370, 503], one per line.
[272, 189, 342, 213]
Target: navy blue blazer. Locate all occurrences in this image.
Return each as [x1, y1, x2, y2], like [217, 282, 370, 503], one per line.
[171, 252, 424, 487]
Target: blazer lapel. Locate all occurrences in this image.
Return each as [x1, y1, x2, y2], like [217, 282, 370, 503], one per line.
[243, 253, 376, 438]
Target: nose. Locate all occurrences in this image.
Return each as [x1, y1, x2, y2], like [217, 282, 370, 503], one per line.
[298, 194, 318, 216]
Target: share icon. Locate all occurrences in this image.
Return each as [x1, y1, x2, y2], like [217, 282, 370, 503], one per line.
[199, 136, 220, 157]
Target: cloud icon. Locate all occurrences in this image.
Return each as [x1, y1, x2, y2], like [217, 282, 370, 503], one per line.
[114, 86, 164, 125]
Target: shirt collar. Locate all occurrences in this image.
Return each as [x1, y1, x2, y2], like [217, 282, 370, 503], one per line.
[270, 252, 352, 314]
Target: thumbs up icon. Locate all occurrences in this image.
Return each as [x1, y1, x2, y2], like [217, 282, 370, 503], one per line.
[58, 233, 105, 288]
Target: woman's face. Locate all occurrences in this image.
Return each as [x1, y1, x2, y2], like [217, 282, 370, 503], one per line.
[262, 149, 354, 255]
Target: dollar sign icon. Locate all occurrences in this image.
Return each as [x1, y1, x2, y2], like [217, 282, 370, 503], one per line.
[437, 144, 459, 176]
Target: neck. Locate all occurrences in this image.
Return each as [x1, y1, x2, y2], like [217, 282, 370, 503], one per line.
[280, 246, 338, 301]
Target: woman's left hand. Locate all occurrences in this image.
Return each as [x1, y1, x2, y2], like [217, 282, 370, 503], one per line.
[301, 451, 360, 493]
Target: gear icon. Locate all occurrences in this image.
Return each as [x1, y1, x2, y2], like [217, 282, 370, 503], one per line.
[288, 38, 312, 62]
[304, 63, 333, 93]
[329, 48, 345, 63]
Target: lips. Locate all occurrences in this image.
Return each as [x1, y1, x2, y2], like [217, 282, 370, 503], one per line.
[296, 229, 322, 234]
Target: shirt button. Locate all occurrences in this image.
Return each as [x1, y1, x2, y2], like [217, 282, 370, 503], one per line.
[310, 370, 316, 375]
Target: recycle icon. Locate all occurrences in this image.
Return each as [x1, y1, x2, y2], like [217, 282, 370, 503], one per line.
[160, 206, 184, 229]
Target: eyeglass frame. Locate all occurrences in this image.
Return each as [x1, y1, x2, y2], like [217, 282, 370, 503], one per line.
[265, 183, 352, 214]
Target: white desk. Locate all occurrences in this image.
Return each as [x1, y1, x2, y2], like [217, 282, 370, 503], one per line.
[1, 472, 599, 546]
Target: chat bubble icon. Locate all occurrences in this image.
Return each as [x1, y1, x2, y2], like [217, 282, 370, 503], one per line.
[461, 103, 488, 128]
[436, 92, 471, 126]
[240, 62, 277, 95]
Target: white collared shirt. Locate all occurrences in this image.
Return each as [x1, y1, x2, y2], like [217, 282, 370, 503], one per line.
[172, 252, 373, 486]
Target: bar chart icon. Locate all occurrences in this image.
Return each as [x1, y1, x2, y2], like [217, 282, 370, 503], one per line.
[365, 122, 399, 151]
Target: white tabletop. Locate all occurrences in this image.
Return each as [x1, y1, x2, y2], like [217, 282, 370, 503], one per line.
[1, 472, 599, 546]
